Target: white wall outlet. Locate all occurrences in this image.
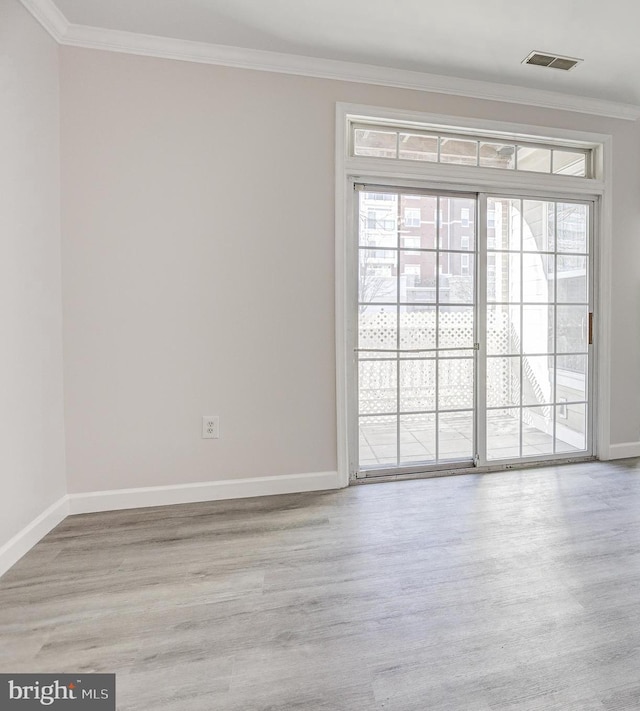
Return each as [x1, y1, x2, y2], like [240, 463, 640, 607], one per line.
[202, 416, 219, 439]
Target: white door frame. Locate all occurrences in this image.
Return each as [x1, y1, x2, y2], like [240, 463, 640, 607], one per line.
[335, 102, 613, 487]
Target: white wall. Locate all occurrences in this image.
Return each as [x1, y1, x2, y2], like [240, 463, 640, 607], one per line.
[59, 47, 640, 495]
[0, 1, 66, 546]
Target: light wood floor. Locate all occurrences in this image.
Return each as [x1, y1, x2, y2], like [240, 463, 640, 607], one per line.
[3, 460, 640, 710]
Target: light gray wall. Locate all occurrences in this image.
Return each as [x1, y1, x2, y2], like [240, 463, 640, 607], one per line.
[0, 1, 67, 544]
[59, 47, 640, 494]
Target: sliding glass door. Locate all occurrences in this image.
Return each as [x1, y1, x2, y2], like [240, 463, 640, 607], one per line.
[356, 188, 477, 473]
[354, 186, 593, 478]
[482, 196, 591, 462]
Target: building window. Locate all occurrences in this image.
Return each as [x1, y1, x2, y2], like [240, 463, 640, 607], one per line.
[403, 263, 421, 277]
[461, 208, 470, 227]
[461, 236, 470, 251]
[404, 208, 421, 227]
[461, 253, 470, 275]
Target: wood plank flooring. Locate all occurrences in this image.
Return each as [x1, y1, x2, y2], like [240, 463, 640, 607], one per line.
[3, 459, 640, 709]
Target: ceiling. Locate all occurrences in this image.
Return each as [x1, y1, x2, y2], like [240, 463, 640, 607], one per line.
[50, 0, 640, 107]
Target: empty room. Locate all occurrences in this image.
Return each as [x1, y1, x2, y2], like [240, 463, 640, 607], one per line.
[3, 0, 640, 708]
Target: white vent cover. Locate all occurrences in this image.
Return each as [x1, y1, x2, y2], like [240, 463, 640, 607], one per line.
[523, 51, 582, 71]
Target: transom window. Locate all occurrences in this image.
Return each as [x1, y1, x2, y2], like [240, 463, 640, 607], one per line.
[351, 122, 594, 178]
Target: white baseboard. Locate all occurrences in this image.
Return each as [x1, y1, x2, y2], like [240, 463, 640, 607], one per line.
[0, 496, 69, 578]
[68, 470, 342, 515]
[607, 442, 640, 460]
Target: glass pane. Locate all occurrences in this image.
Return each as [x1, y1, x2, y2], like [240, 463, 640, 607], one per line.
[400, 252, 436, 303]
[522, 406, 554, 455]
[556, 256, 588, 303]
[487, 198, 521, 250]
[487, 356, 520, 407]
[400, 359, 436, 413]
[522, 304, 554, 354]
[488, 253, 520, 303]
[354, 129, 397, 158]
[400, 414, 435, 464]
[400, 194, 437, 249]
[553, 150, 587, 177]
[358, 305, 397, 357]
[556, 403, 587, 452]
[358, 360, 396, 415]
[359, 415, 397, 466]
[556, 305, 588, 353]
[438, 358, 474, 410]
[358, 249, 397, 305]
[557, 203, 588, 253]
[479, 142, 516, 169]
[517, 146, 551, 173]
[399, 305, 436, 351]
[523, 253, 554, 303]
[487, 408, 520, 460]
[439, 411, 473, 460]
[487, 305, 520, 355]
[359, 192, 398, 248]
[555, 354, 587, 402]
[399, 133, 438, 162]
[439, 197, 476, 251]
[439, 253, 474, 304]
[439, 138, 477, 165]
[523, 355, 554, 405]
[523, 200, 555, 252]
[439, 306, 474, 349]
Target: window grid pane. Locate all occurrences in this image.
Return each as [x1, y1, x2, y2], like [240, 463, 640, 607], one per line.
[352, 124, 593, 179]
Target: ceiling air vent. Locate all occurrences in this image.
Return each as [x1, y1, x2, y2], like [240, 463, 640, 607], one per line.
[523, 51, 582, 71]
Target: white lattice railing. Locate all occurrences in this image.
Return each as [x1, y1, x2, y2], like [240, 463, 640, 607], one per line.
[359, 310, 544, 414]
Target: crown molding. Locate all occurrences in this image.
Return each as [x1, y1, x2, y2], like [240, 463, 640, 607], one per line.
[21, 0, 640, 121]
[20, 0, 68, 42]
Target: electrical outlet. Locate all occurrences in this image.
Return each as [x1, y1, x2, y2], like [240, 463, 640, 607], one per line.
[202, 416, 219, 439]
